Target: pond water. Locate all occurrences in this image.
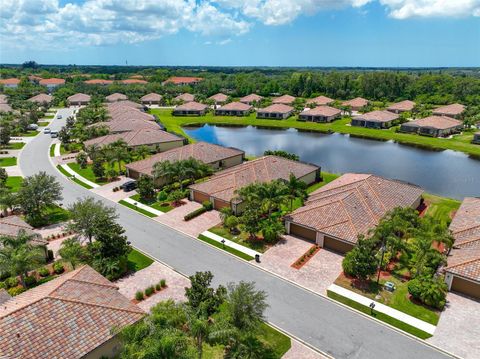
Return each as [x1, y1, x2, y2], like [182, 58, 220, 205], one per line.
[183, 124, 480, 200]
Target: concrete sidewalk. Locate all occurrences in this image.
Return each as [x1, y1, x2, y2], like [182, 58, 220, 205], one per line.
[201, 230, 261, 258]
[60, 163, 99, 188]
[123, 196, 165, 217]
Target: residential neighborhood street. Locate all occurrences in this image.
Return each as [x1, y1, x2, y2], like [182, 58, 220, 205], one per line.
[18, 114, 455, 359]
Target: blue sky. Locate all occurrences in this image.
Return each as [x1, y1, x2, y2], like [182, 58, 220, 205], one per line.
[1, 0, 479, 67]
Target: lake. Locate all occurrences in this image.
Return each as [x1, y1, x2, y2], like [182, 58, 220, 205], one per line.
[183, 124, 480, 200]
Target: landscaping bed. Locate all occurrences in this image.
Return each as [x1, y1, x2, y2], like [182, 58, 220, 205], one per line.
[209, 224, 271, 253]
[291, 245, 320, 269]
[129, 194, 173, 213]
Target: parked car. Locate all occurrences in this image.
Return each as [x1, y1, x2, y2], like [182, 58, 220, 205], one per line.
[50, 131, 58, 138]
[57, 114, 63, 119]
[27, 124, 39, 130]
[120, 181, 137, 192]
[44, 128, 51, 134]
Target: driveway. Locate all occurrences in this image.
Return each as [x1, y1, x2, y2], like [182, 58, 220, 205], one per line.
[257, 235, 344, 295]
[428, 292, 480, 358]
[90, 176, 137, 202]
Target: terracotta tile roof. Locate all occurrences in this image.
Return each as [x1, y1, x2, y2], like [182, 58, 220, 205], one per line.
[175, 101, 208, 111]
[189, 156, 319, 203]
[217, 101, 252, 111]
[93, 118, 161, 133]
[121, 79, 148, 84]
[342, 97, 369, 108]
[163, 76, 203, 85]
[28, 75, 43, 82]
[258, 103, 294, 114]
[141, 93, 162, 102]
[0, 104, 12, 113]
[433, 103, 465, 116]
[355, 110, 399, 123]
[449, 197, 480, 249]
[84, 129, 182, 148]
[39, 78, 65, 85]
[0, 289, 10, 305]
[0, 265, 144, 359]
[208, 93, 228, 102]
[84, 79, 113, 85]
[405, 116, 463, 130]
[126, 142, 244, 176]
[67, 93, 91, 103]
[0, 216, 47, 246]
[107, 100, 144, 111]
[0, 95, 7, 104]
[28, 93, 52, 104]
[240, 94, 263, 103]
[272, 94, 296, 105]
[306, 95, 334, 106]
[287, 174, 424, 244]
[109, 108, 155, 122]
[387, 100, 416, 112]
[174, 93, 195, 102]
[445, 248, 480, 283]
[0, 78, 20, 85]
[129, 75, 144, 79]
[106, 93, 128, 102]
[301, 106, 341, 117]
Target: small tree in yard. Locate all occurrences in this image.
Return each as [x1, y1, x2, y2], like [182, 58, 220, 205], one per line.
[76, 151, 88, 169]
[408, 275, 447, 309]
[185, 271, 226, 316]
[92, 158, 105, 179]
[58, 238, 86, 269]
[58, 127, 71, 146]
[225, 215, 239, 234]
[240, 206, 263, 240]
[260, 218, 284, 243]
[342, 236, 378, 280]
[0, 124, 10, 146]
[0, 168, 7, 187]
[137, 175, 155, 200]
[168, 190, 185, 206]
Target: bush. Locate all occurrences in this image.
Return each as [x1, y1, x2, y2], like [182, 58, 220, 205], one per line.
[202, 201, 213, 210]
[53, 261, 65, 274]
[0, 281, 5, 289]
[168, 189, 185, 204]
[407, 275, 447, 309]
[407, 278, 423, 300]
[145, 286, 155, 297]
[160, 279, 166, 288]
[38, 267, 50, 277]
[7, 287, 26, 296]
[157, 190, 168, 202]
[24, 275, 37, 288]
[135, 291, 144, 301]
[0, 271, 10, 281]
[184, 207, 208, 221]
[155, 283, 161, 291]
[4, 277, 18, 289]
[47, 249, 54, 261]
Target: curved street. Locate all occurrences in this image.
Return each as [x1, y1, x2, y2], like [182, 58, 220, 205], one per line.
[19, 111, 454, 359]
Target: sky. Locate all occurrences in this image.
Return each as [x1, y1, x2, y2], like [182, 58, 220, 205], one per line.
[1, 0, 479, 67]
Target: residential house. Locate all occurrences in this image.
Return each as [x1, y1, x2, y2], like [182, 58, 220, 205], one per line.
[351, 110, 400, 129]
[257, 104, 294, 120]
[433, 103, 466, 119]
[174, 93, 195, 103]
[272, 94, 296, 105]
[387, 100, 416, 114]
[0, 265, 144, 359]
[0, 78, 20, 89]
[399, 116, 463, 137]
[162, 76, 203, 86]
[92, 118, 161, 134]
[306, 95, 335, 106]
[342, 97, 369, 111]
[173, 101, 208, 116]
[299, 106, 341, 123]
[208, 93, 229, 105]
[445, 197, 480, 299]
[215, 102, 252, 116]
[285, 174, 424, 253]
[107, 100, 145, 112]
[239, 93, 263, 105]
[39, 78, 65, 90]
[141, 93, 163, 106]
[84, 79, 114, 85]
[0, 216, 48, 258]
[106, 93, 128, 102]
[120, 79, 148, 85]
[473, 132, 480, 144]
[189, 156, 319, 212]
[28, 75, 43, 83]
[67, 93, 91, 106]
[28, 93, 52, 106]
[126, 142, 244, 186]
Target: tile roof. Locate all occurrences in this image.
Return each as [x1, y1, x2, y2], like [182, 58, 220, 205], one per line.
[106, 93, 128, 102]
[217, 101, 252, 111]
[84, 129, 182, 148]
[84, 79, 113, 85]
[0, 265, 144, 359]
[92, 118, 161, 133]
[106, 100, 144, 111]
[433, 103, 465, 116]
[272, 94, 296, 105]
[306, 96, 335, 106]
[189, 156, 319, 203]
[67, 93, 91, 103]
[141, 93, 162, 102]
[286, 173, 424, 244]
[163, 76, 203, 85]
[174, 101, 208, 111]
[445, 248, 480, 283]
[121, 79, 148, 84]
[342, 97, 369, 108]
[449, 197, 480, 249]
[355, 110, 399, 123]
[28, 93, 52, 104]
[109, 108, 155, 122]
[387, 100, 416, 112]
[174, 93, 195, 102]
[0, 78, 20, 85]
[208, 93, 228, 102]
[126, 142, 244, 176]
[0, 216, 47, 246]
[258, 103, 294, 114]
[404, 116, 463, 130]
[0, 289, 10, 305]
[301, 106, 341, 117]
[39, 78, 65, 85]
[240, 94, 263, 103]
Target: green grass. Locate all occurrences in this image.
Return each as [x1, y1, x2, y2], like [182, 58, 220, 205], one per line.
[20, 130, 39, 137]
[150, 108, 480, 157]
[1, 142, 25, 150]
[198, 234, 255, 261]
[130, 194, 173, 213]
[49, 144, 55, 157]
[327, 290, 432, 340]
[37, 121, 50, 127]
[67, 163, 107, 184]
[5, 176, 22, 192]
[307, 172, 340, 194]
[423, 193, 461, 226]
[27, 204, 71, 228]
[127, 249, 154, 272]
[0, 157, 17, 167]
[119, 200, 157, 217]
[43, 115, 55, 119]
[56, 165, 94, 189]
[208, 225, 267, 253]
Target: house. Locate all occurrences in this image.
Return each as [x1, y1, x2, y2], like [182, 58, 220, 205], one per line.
[306, 95, 335, 106]
[0, 265, 144, 359]
[445, 197, 480, 299]
[141, 93, 163, 106]
[173, 101, 208, 116]
[285, 174, 424, 253]
[0, 78, 20, 89]
[174, 93, 195, 103]
[239, 93, 263, 105]
[39, 78, 65, 90]
[257, 104, 294, 120]
[215, 102, 252, 116]
[84, 79, 113, 85]
[84, 129, 184, 151]
[67, 93, 91, 106]
[109, 109, 155, 122]
[0, 104, 13, 113]
[107, 100, 145, 111]
[351, 110, 400, 129]
[299, 106, 341, 123]
[126, 142, 244, 186]
[121, 79, 148, 84]
[162, 76, 203, 86]
[28, 93, 52, 106]
[189, 156, 319, 212]
[399, 116, 463, 137]
[473, 132, 480, 144]
[92, 118, 161, 134]
[208, 93, 229, 105]
[272, 94, 296, 105]
[106, 93, 128, 102]
[433, 103, 465, 119]
[387, 100, 416, 114]
[342, 97, 369, 111]
[0, 216, 46, 247]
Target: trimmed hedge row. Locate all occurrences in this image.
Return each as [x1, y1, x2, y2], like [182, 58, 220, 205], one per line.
[184, 201, 213, 221]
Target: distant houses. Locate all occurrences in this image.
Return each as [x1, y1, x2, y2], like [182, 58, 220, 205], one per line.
[399, 116, 463, 137]
[240, 93, 263, 105]
[433, 103, 465, 119]
[141, 93, 163, 106]
[272, 94, 296, 105]
[39, 78, 65, 90]
[67, 93, 91, 106]
[215, 101, 252, 116]
[174, 93, 195, 103]
[28, 93, 53, 106]
[208, 93, 228, 105]
[342, 97, 369, 111]
[257, 104, 294, 120]
[351, 110, 399, 129]
[299, 106, 341, 123]
[84, 79, 113, 85]
[173, 101, 208, 116]
[162, 76, 203, 86]
[0, 78, 20, 89]
[106, 93, 128, 102]
[387, 100, 416, 114]
[306, 95, 334, 106]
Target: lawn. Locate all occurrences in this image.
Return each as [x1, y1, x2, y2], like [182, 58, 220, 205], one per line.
[56, 165, 94, 189]
[67, 163, 107, 184]
[130, 194, 173, 213]
[5, 176, 22, 192]
[198, 234, 254, 261]
[37, 121, 50, 127]
[20, 130, 39, 137]
[150, 108, 480, 157]
[1, 142, 25, 150]
[49, 144, 55, 157]
[0, 157, 17, 167]
[423, 193, 461, 226]
[26, 204, 71, 228]
[209, 225, 268, 253]
[118, 200, 157, 218]
[127, 249, 154, 272]
[307, 172, 339, 194]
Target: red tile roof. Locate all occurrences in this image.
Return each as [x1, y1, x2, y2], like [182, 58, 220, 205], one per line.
[174, 101, 208, 111]
[306, 96, 334, 106]
[174, 93, 195, 102]
[121, 79, 148, 84]
[0, 216, 46, 246]
[141, 93, 162, 102]
[240, 93, 263, 104]
[387, 100, 416, 112]
[449, 197, 480, 249]
[355, 110, 399, 123]
[163, 76, 203, 85]
[258, 103, 294, 114]
[446, 248, 480, 283]
[208, 93, 228, 102]
[67, 93, 91, 103]
[84, 79, 114, 85]
[217, 101, 252, 111]
[28, 93, 52, 104]
[272, 94, 296, 105]
[39, 78, 65, 85]
[84, 129, 182, 148]
[287, 174, 424, 244]
[0, 265, 144, 359]
[93, 118, 161, 133]
[106, 93, 128, 102]
[342, 97, 369, 108]
[433, 103, 465, 117]
[0, 78, 20, 85]
[301, 106, 341, 117]
[107, 100, 144, 111]
[405, 116, 463, 130]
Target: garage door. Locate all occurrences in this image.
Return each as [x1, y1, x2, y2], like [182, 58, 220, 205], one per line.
[213, 199, 230, 211]
[193, 191, 210, 204]
[451, 277, 480, 300]
[323, 236, 354, 254]
[289, 223, 316, 242]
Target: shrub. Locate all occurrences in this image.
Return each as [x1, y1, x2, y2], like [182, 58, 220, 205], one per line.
[408, 275, 447, 309]
[24, 275, 37, 288]
[53, 261, 65, 274]
[157, 190, 168, 202]
[407, 278, 423, 300]
[38, 267, 50, 277]
[4, 277, 18, 289]
[145, 286, 155, 296]
[8, 287, 26, 296]
[0, 271, 10, 281]
[135, 291, 144, 301]
[0, 281, 5, 289]
[155, 283, 161, 291]
[160, 279, 166, 288]
[184, 207, 207, 221]
[202, 201, 213, 210]
[168, 190, 185, 205]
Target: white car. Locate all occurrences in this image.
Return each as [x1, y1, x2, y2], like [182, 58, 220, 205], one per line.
[44, 128, 51, 134]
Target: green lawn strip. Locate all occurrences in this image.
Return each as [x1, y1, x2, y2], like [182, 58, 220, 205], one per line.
[307, 172, 340, 194]
[60, 144, 66, 155]
[150, 108, 480, 157]
[258, 322, 292, 358]
[26, 204, 71, 228]
[198, 234, 254, 261]
[2, 142, 25, 150]
[130, 194, 173, 213]
[66, 163, 107, 184]
[43, 115, 55, 119]
[49, 144, 55, 157]
[208, 225, 266, 253]
[5, 176, 23, 192]
[127, 249, 154, 272]
[37, 121, 50, 127]
[423, 193, 461, 226]
[56, 165, 93, 189]
[0, 157, 17, 167]
[327, 290, 432, 340]
[118, 200, 157, 217]
[20, 130, 39, 137]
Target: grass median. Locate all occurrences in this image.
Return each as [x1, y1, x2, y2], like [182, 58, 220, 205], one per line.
[118, 200, 157, 217]
[198, 234, 254, 261]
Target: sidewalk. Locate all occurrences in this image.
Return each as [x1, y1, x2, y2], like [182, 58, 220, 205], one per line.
[201, 230, 262, 258]
[59, 163, 99, 188]
[328, 284, 436, 335]
[122, 197, 165, 217]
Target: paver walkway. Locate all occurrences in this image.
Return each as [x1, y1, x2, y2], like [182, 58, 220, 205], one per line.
[283, 339, 330, 359]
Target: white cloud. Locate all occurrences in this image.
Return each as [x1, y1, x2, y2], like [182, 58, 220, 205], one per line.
[380, 0, 480, 19]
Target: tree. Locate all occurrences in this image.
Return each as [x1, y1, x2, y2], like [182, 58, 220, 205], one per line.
[0, 188, 17, 216]
[137, 175, 155, 200]
[285, 173, 307, 211]
[407, 275, 447, 309]
[153, 160, 177, 185]
[76, 151, 88, 169]
[168, 189, 185, 206]
[17, 172, 62, 225]
[58, 127, 71, 146]
[260, 218, 284, 243]
[185, 271, 226, 316]
[0, 123, 11, 146]
[58, 238, 85, 269]
[342, 237, 377, 280]
[134, 145, 150, 160]
[240, 207, 263, 240]
[0, 167, 7, 187]
[92, 158, 105, 179]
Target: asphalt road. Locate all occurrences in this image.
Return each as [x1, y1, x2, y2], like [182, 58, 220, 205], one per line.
[19, 109, 453, 359]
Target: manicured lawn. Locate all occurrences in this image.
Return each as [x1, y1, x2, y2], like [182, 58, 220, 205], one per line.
[49, 144, 55, 157]
[37, 121, 50, 127]
[118, 200, 157, 217]
[209, 225, 268, 253]
[43, 115, 55, 119]
[20, 130, 39, 137]
[5, 176, 22, 192]
[327, 290, 432, 339]
[258, 323, 292, 357]
[130, 194, 173, 213]
[0, 157, 17, 167]
[307, 172, 339, 194]
[56, 165, 94, 189]
[150, 108, 480, 157]
[127, 249, 154, 272]
[1, 142, 25, 150]
[27, 204, 71, 228]
[198, 234, 254, 261]
[423, 193, 461, 226]
[67, 163, 107, 184]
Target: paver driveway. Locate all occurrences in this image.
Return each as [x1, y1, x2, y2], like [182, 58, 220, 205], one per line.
[257, 235, 344, 295]
[90, 176, 137, 202]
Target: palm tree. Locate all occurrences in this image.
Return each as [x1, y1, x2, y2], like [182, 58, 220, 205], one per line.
[286, 173, 307, 211]
[0, 188, 17, 216]
[134, 145, 150, 160]
[256, 181, 288, 215]
[153, 160, 178, 185]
